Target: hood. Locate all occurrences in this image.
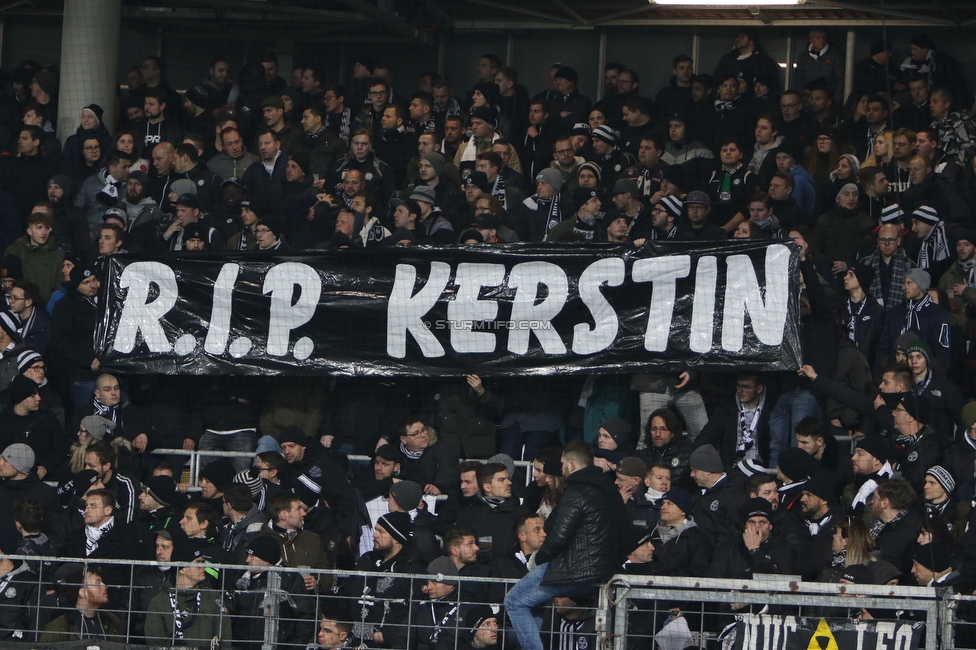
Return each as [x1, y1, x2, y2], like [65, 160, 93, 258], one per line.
[567, 464, 618, 496]
[74, 122, 110, 139]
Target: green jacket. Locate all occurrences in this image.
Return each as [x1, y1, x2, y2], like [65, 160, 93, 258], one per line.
[258, 526, 333, 591]
[40, 610, 126, 643]
[144, 587, 232, 648]
[4, 236, 63, 300]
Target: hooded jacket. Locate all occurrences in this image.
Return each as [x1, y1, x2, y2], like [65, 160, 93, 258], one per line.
[60, 122, 113, 175]
[4, 236, 63, 300]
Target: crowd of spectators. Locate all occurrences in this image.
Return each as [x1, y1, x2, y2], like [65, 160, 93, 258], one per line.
[0, 25, 972, 648]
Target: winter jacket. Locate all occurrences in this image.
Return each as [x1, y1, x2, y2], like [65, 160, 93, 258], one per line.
[649, 517, 713, 576]
[437, 381, 502, 458]
[706, 533, 796, 579]
[207, 148, 259, 181]
[877, 298, 952, 371]
[697, 397, 774, 468]
[691, 474, 748, 545]
[901, 172, 971, 225]
[330, 152, 396, 204]
[144, 587, 232, 648]
[0, 407, 63, 476]
[398, 441, 459, 496]
[40, 610, 126, 643]
[4, 236, 63, 300]
[219, 505, 265, 560]
[0, 562, 40, 640]
[793, 43, 845, 100]
[60, 122, 113, 175]
[938, 261, 976, 333]
[456, 495, 527, 557]
[230, 569, 313, 650]
[535, 464, 626, 585]
[890, 425, 945, 493]
[2, 475, 60, 554]
[241, 153, 287, 205]
[345, 546, 425, 648]
[874, 510, 923, 577]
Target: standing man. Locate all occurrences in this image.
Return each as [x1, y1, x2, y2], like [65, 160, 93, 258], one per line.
[504, 441, 624, 650]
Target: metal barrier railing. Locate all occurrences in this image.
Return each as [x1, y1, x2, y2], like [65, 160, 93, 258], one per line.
[939, 593, 976, 649]
[601, 574, 941, 650]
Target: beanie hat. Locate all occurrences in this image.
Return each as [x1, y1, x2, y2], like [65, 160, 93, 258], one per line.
[841, 564, 875, 584]
[0, 311, 19, 339]
[421, 152, 446, 176]
[234, 467, 263, 499]
[2, 443, 34, 474]
[835, 182, 859, 202]
[69, 263, 96, 290]
[427, 556, 459, 580]
[279, 425, 308, 447]
[601, 418, 632, 445]
[170, 178, 197, 197]
[742, 496, 773, 523]
[612, 178, 639, 196]
[472, 82, 499, 107]
[469, 106, 497, 130]
[32, 69, 58, 96]
[661, 165, 686, 189]
[962, 401, 976, 430]
[486, 453, 516, 478]
[82, 104, 103, 123]
[73, 469, 101, 497]
[171, 544, 204, 564]
[577, 161, 602, 182]
[464, 171, 490, 193]
[840, 154, 860, 176]
[143, 475, 177, 507]
[801, 472, 836, 503]
[572, 187, 599, 210]
[260, 95, 285, 109]
[735, 458, 766, 477]
[870, 38, 893, 55]
[410, 186, 437, 206]
[389, 480, 423, 511]
[49, 174, 73, 197]
[464, 605, 498, 635]
[912, 205, 939, 226]
[199, 460, 235, 490]
[256, 216, 284, 239]
[926, 465, 955, 496]
[289, 151, 311, 175]
[535, 167, 564, 192]
[16, 350, 42, 374]
[689, 444, 723, 473]
[622, 525, 654, 555]
[855, 436, 888, 464]
[591, 125, 618, 145]
[127, 170, 149, 186]
[914, 543, 952, 573]
[570, 123, 591, 137]
[909, 33, 936, 50]
[884, 393, 922, 424]
[956, 229, 976, 248]
[182, 223, 207, 243]
[880, 203, 904, 224]
[894, 331, 920, 352]
[905, 268, 931, 293]
[661, 488, 693, 515]
[554, 66, 578, 86]
[6, 374, 37, 405]
[906, 340, 931, 364]
[247, 536, 283, 565]
[377, 512, 412, 545]
[851, 264, 875, 292]
[81, 415, 116, 441]
[292, 478, 320, 508]
[777, 447, 817, 482]
[659, 195, 684, 220]
[0, 255, 22, 281]
[616, 457, 646, 478]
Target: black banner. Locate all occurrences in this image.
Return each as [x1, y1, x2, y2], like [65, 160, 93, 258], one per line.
[733, 614, 924, 650]
[94, 241, 802, 377]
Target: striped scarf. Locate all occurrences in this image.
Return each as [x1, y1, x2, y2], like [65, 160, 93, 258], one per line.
[866, 248, 908, 310]
[917, 221, 951, 271]
[904, 294, 934, 333]
[490, 173, 507, 210]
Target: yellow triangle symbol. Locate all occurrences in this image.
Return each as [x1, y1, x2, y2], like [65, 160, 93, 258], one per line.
[806, 618, 840, 650]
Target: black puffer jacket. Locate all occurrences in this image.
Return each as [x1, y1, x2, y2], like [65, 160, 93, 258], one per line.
[639, 437, 694, 492]
[536, 464, 625, 585]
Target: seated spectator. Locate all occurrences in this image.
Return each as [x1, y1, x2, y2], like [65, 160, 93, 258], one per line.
[40, 567, 124, 643]
[868, 479, 923, 577]
[0, 374, 62, 478]
[706, 496, 796, 579]
[648, 488, 712, 577]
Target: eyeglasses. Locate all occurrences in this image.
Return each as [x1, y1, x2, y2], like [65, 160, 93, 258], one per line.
[84, 146, 100, 151]
[878, 237, 899, 244]
[255, 227, 273, 234]
[816, 136, 832, 142]
[555, 149, 574, 155]
[256, 465, 273, 472]
[781, 102, 801, 109]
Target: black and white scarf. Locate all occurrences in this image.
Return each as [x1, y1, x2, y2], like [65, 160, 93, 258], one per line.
[169, 589, 202, 640]
[806, 512, 836, 536]
[715, 97, 739, 112]
[399, 443, 423, 461]
[490, 174, 507, 210]
[735, 393, 765, 457]
[85, 517, 114, 556]
[325, 107, 352, 145]
[93, 397, 118, 422]
[903, 294, 934, 334]
[847, 296, 867, 343]
[867, 248, 908, 310]
[427, 602, 459, 647]
[572, 214, 597, 240]
[918, 221, 951, 271]
[960, 257, 976, 286]
[237, 228, 252, 251]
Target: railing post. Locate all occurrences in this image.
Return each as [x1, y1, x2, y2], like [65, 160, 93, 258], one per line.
[262, 569, 281, 650]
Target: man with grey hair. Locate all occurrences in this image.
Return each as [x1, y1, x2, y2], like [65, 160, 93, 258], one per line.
[517, 168, 571, 242]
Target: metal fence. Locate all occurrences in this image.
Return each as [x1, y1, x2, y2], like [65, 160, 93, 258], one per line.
[600, 574, 943, 649]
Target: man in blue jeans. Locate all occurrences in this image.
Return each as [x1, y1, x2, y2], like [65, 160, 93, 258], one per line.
[503, 441, 625, 650]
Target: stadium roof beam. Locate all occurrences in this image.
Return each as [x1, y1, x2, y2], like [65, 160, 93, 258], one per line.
[802, 0, 957, 25]
[333, 0, 430, 42]
[549, 0, 589, 25]
[457, 0, 575, 24]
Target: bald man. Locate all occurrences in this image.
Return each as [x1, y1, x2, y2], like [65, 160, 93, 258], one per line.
[150, 142, 178, 207]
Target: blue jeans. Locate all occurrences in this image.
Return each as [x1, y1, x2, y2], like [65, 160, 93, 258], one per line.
[503, 563, 599, 650]
[768, 388, 821, 468]
[198, 430, 257, 473]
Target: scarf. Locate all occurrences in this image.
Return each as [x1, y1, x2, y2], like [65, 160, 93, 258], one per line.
[93, 397, 118, 422]
[808, 43, 830, 60]
[853, 462, 895, 509]
[714, 97, 738, 112]
[169, 589, 202, 640]
[918, 221, 951, 271]
[572, 214, 597, 240]
[925, 498, 950, 519]
[903, 294, 933, 334]
[831, 550, 846, 567]
[644, 487, 665, 502]
[427, 602, 459, 647]
[806, 512, 835, 536]
[524, 193, 563, 237]
[238, 227, 252, 250]
[325, 107, 352, 145]
[716, 165, 741, 203]
[960, 257, 976, 286]
[847, 296, 867, 343]
[867, 248, 908, 310]
[869, 508, 908, 540]
[460, 132, 500, 165]
[735, 392, 765, 457]
[399, 443, 423, 461]
[480, 494, 506, 508]
[85, 517, 114, 556]
[490, 173, 507, 210]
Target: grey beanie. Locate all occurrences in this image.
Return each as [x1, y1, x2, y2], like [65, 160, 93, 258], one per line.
[81, 415, 117, 441]
[906, 268, 931, 293]
[170, 179, 197, 196]
[535, 167, 564, 192]
[421, 152, 445, 176]
[689, 444, 724, 473]
[487, 453, 516, 478]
